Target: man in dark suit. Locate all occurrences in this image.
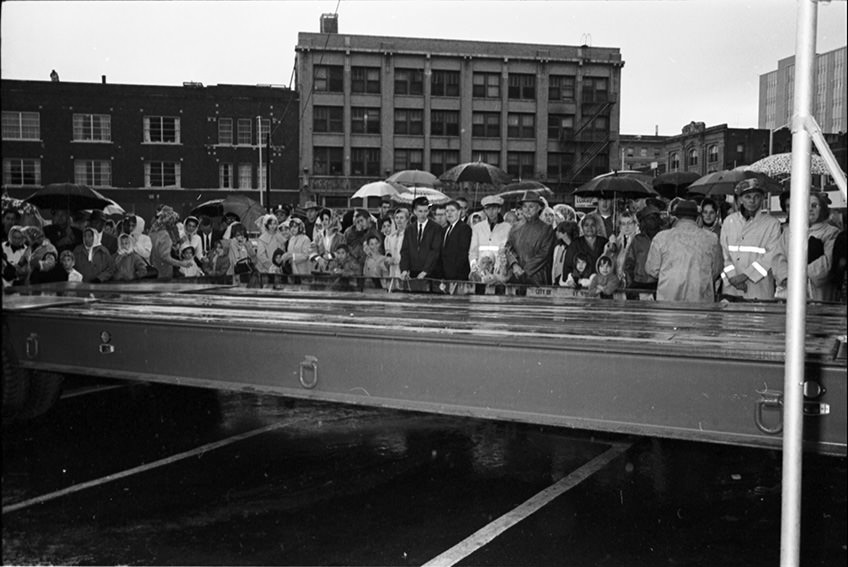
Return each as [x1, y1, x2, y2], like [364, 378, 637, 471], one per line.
[400, 196, 443, 279]
[44, 208, 83, 254]
[440, 200, 472, 280]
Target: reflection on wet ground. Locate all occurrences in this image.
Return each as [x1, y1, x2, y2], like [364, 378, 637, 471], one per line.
[2, 382, 845, 566]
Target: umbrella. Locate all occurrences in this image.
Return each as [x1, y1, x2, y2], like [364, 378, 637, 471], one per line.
[390, 187, 450, 205]
[497, 180, 554, 200]
[439, 161, 513, 186]
[593, 170, 655, 185]
[191, 194, 266, 229]
[25, 183, 112, 211]
[652, 171, 701, 200]
[573, 173, 658, 199]
[687, 169, 782, 197]
[386, 169, 441, 188]
[351, 181, 407, 200]
[746, 152, 834, 179]
[102, 200, 126, 217]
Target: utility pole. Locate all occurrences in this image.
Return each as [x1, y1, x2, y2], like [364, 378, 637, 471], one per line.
[257, 115, 264, 208]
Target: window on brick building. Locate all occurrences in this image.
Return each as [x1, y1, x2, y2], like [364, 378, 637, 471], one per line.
[473, 73, 500, 98]
[352, 67, 381, 94]
[507, 152, 534, 179]
[144, 116, 180, 144]
[218, 118, 233, 144]
[472, 112, 500, 138]
[74, 160, 111, 186]
[351, 107, 380, 134]
[145, 161, 180, 187]
[508, 74, 536, 100]
[507, 113, 535, 139]
[431, 70, 460, 97]
[351, 148, 381, 176]
[2, 111, 40, 140]
[73, 114, 111, 141]
[2, 158, 41, 185]
[314, 107, 344, 133]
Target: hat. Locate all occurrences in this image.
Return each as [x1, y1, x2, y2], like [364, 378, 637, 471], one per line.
[273, 204, 291, 214]
[223, 211, 240, 221]
[481, 195, 504, 207]
[735, 177, 766, 196]
[303, 200, 320, 210]
[636, 205, 661, 221]
[672, 199, 699, 219]
[520, 191, 544, 205]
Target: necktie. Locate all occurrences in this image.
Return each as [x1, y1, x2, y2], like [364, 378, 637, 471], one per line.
[418, 224, 424, 243]
[444, 224, 452, 244]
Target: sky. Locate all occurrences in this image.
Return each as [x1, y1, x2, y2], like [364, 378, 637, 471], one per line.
[2, 0, 846, 135]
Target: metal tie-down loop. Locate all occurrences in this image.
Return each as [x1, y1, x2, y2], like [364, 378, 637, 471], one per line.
[299, 355, 319, 389]
[755, 388, 784, 434]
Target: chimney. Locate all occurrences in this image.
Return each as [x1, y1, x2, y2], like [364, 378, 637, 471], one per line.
[655, 124, 658, 136]
[102, 75, 107, 84]
[320, 13, 338, 33]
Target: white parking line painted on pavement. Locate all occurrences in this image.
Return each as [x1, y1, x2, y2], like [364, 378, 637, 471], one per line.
[60, 384, 127, 399]
[2, 420, 297, 515]
[421, 442, 632, 567]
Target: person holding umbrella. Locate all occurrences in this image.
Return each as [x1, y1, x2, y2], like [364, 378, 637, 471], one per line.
[44, 209, 83, 254]
[504, 191, 556, 285]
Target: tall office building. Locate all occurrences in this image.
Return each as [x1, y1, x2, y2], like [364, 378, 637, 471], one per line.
[759, 46, 846, 133]
[296, 25, 623, 207]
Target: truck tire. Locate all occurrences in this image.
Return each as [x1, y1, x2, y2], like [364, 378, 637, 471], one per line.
[17, 370, 64, 420]
[2, 336, 29, 422]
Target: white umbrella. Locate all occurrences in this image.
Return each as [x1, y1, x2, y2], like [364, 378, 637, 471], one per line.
[746, 152, 834, 178]
[390, 187, 450, 205]
[351, 181, 406, 200]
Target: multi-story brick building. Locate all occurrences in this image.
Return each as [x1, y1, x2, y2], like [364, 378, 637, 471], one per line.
[2, 79, 299, 221]
[758, 45, 847, 134]
[296, 20, 624, 207]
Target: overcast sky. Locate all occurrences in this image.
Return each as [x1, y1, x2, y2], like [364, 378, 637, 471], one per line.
[2, 0, 846, 135]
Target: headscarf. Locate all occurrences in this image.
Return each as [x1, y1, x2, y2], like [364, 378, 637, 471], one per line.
[83, 227, 98, 262]
[6, 225, 26, 251]
[256, 213, 277, 236]
[149, 206, 181, 243]
[117, 233, 134, 256]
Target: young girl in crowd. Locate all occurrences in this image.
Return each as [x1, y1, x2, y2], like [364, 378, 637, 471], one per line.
[226, 223, 257, 280]
[563, 253, 593, 289]
[202, 240, 230, 277]
[179, 244, 205, 278]
[59, 250, 83, 282]
[113, 233, 148, 281]
[586, 255, 621, 299]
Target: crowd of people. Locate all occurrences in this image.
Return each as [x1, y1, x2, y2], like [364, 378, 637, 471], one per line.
[3, 181, 847, 304]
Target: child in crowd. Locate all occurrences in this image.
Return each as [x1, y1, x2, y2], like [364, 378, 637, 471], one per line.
[328, 245, 362, 276]
[202, 240, 230, 277]
[362, 235, 390, 279]
[179, 244, 205, 278]
[226, 223, 257, 279]
[563, 253, 593, 289]
[59, 250, 83, 282]
[113, 233, 148, 281]
[586, 255, 621, 299]
[470, 255, 507, 284]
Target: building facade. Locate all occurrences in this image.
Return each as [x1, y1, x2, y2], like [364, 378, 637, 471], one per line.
[2, 79, 299, 220]
[296, 28, 624, 207]
[758, 46, 847, 134]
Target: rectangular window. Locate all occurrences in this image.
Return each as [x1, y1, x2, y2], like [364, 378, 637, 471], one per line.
[507, 152, 535, 179]
[582, 77, 609, 103]
[351, 107, 380, 134]
[547, 114, 574, 140]
[2, 158, 41, 185]
[313, 106, 344, 133]
[2, 111, 40, 140]
[351, 148, 381, 176]
[352, 67, 381, 94]
[431, 70, 460, 97]
[547, 152, 574, 179]
[393, 149, 424, 172]
[73, 114, 111, 141]
[74, 159, 111, 186]
[145, 161, 180, 187]
[472, 73, 500, 98]
[708, 146, 719, 163]
[314, 65, 344, 92]
[238, 163, 253, 189]
[144, 116, 180, 144]
[431, 110, 459, 136]
[258, 118, 271, 145]
[218, 118, 233, 145]
[395, 68, 424, 95]
[472, 151, 500, 168]
[394, 109, 423, 135]
[219, 163, 234, 189]
[548, 75, 576, 101]
[508, 74, 536, 100]
[430, 150, 459, 176]
[507, 113, 535, 138]
[237, 119, 252, 145]
[472, 112, 501, 138]
[313, 147, 344, 175]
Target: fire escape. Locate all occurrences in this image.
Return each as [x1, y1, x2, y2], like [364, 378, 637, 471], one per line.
[563, 92, 616, 184]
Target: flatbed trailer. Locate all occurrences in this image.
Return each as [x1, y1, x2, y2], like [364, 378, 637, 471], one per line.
[2, 280, 846, 456]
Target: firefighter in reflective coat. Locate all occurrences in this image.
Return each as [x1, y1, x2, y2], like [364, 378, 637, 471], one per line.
[719, 178, 782, 300]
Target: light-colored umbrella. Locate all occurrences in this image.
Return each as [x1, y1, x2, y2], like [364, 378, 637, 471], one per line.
[351, 181, 407, 200]
[191, 194, 266, 228]
[687, 169, 782, 197]
[386, 169, 441, 188]
[746, 152, 834, 178]
[390, 187, 450, 205]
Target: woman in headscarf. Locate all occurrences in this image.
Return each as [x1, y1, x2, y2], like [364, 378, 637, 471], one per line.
[113, 232, 148, 281]
[282, 218, 312, 275]
[3, 225, 29, 287]
[72, 227, 114, 282]
[254, 214, 286, 275]
[148, 206, 193, 280]
[21, 225, 62, 284]
[563, 213, 608, 279]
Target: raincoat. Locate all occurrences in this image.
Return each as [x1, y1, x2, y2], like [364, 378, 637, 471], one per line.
[720, 211, 782, 300]
[505, 217, 555, 285]
[773, 220, 840, 301]
[468, 218, 511, 275]
[645, 218, 723, 302]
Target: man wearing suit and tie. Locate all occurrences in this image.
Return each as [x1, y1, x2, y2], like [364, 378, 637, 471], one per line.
[400, 196, 443, 279]
[440, 200, 472, 280]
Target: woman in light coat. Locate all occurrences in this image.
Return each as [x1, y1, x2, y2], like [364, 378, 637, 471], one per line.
[283, 218, 313, 275]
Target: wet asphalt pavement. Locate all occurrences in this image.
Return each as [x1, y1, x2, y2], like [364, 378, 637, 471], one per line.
[2, 379, 846, 566]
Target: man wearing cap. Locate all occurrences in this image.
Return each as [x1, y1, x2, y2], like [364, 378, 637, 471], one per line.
[504, 191, 556, 285]
[469, 195, 511, 279]
[623, 205, 662, 298]
[302, 200, 322, 241]
[645, 200, 723, 302]
[400, 196, 443, 279]
[720, 178, 782, 300]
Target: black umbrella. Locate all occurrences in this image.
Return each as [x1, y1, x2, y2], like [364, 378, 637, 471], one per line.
[652, 171, 700, 199]
[25, 183, 112, 211]
[439, 161, 513, 186]
[687, 169, 782, 197]
[573, 174, 658, 199]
